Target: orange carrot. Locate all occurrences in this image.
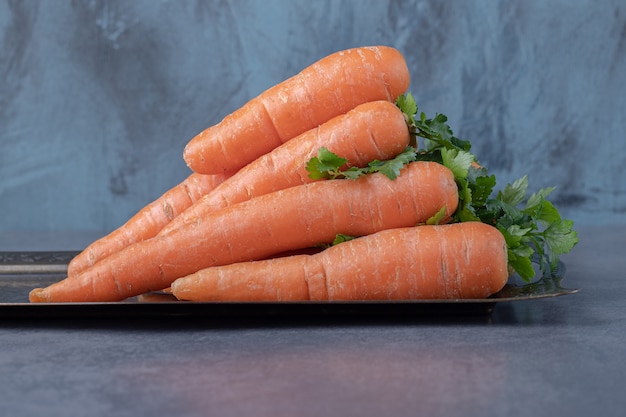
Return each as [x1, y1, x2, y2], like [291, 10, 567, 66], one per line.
[159, 100, 411, 236]
[171, 222, 509, 302]
[29, 161, 457, 303]
[183, 46, 410, 174]
[67, 172, 230, 276]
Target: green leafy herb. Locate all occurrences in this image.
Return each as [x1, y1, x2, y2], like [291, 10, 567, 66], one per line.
[305, 94, 578, 280]
[315, 233, 356, 249]
[306, 146, 417, 180]
[332, 234, 356, 245]
[425, 207, 448, 225]
[398, 93, 578, 281]
[305, 147, 349, 180]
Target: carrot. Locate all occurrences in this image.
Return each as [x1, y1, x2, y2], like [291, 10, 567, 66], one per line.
[170, 222, 509, 302]
[29, 161, 457, 303]
[183, 45, 410, 174]
[66, 172, 230, 276]
[159, 100, 411, 236]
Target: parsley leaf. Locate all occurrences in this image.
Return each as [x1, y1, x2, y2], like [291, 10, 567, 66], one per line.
[365, 147, 418, 179]
[440, 147, 475, 181]
[305, 147, 348, 180]
[396, 93, 417, 125]
[498, 175, 529, 207]
[306, 146, 417, 181]
[426, 207, 448, 225]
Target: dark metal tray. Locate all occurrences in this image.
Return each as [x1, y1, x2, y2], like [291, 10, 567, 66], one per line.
[0, 251, 578, 319]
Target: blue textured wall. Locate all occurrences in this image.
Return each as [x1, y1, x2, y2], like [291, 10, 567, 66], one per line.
[1, 0, 625, 233]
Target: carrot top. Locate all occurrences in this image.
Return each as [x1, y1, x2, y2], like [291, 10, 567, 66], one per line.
[307, 93, 579, 282]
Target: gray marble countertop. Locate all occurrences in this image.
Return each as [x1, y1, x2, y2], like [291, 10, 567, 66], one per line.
[0, 225, 623, 417]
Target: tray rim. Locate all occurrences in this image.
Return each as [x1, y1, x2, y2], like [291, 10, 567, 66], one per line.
[0, 252, 578, 319]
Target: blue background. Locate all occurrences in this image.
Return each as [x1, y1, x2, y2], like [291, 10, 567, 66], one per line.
[1, 0, 625, 234]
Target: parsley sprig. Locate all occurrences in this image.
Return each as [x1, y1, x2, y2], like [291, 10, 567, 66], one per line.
[306, 93, 579, 281]
[306, 146, 417, 180]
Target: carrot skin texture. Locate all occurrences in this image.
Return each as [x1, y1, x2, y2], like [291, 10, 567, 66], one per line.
[160, 100, 411, 236]
[66, 172, 230, 276]
[171, 222, 509, 302]
[183, 46, 411, 174]
[29, 162, 457, 303]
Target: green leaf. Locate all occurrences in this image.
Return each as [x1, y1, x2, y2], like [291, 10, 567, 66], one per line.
[332, 234, 356, 245]
[306, 146, 417, 181]
[469, 174, 496, 207]
[525, 187, 556, 210]
[504, 224, 534, 245]
[508, 255, 536, 281]
[543, 219, 579, 256]
[305, 147, 347, 180]
[426, 206, 448, 225]
[305, 158, 327, 180]
[526, 198, 562, 226]
[396, 93, 417, 124]
[440, 148, 474, 181]
[498, 175, 528, 206]
[338, 167, 363, 180]
[511, 244, 536, 260]
[368, 147, 417, 180]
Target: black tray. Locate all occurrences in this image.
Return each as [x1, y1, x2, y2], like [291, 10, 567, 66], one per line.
[0, 251, 578, 319]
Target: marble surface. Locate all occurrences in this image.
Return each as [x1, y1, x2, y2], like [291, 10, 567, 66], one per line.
[0, 225, 624, 417]
[1, 0, 625, 234]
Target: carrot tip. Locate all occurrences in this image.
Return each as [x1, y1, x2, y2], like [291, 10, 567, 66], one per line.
[28, 288, 46, 303]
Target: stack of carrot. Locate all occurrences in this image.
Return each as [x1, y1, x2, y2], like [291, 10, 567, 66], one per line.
[29, 46, 509, 303]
